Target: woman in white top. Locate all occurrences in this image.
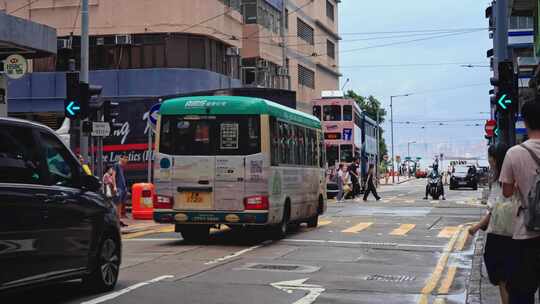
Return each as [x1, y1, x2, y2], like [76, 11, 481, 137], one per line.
[469, 143, 513, 304]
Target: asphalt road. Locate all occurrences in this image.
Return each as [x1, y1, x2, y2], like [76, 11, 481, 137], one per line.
[1, 179, 485, 304]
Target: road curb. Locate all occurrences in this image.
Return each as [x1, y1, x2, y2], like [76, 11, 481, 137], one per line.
[466, 232, 485, 304]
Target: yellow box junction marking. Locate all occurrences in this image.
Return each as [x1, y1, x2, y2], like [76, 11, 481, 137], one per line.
[390, 224, 416, 236]
[418, 225, 464, 304]
[437, 226, 459, 238]
[319, 220, 332, 226]
[123, 225, 175, 239]
[342, 222, 372, 233]
[438, 266, 457, 295]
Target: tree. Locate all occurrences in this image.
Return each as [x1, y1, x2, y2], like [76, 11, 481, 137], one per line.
[345, 90, 388, 161]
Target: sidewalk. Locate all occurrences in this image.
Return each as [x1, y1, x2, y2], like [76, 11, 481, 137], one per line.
[466, 231, 539, 304]
[120, 215, 172, 235]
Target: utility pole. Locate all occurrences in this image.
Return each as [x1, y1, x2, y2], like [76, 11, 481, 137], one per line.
[80, 0, 90, 160]
[376, 109, 380, 185]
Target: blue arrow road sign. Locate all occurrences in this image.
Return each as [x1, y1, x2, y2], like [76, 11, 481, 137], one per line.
[497, 94, 512, 110]
[66, 101, 80, 116]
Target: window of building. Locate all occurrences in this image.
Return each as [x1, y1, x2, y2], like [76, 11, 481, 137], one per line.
[509, 16, 533, 29]
[323, 105, 341, 121]
[297, 18, 314, 45]
[327, 40, 335, 59]
[326, 1, 335, 21]
[313, 105, 321, 120]
[298, 64, 315, 89]
[343, 105, 352, 121]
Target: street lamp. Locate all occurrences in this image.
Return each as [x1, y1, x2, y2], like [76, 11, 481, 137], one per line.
[407, 141, 417, 159]
[390, 93, 412, 184]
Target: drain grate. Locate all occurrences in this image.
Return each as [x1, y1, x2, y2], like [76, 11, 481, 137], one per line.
[238, 263, 320, 273]
[364, 274, 416, 283]
[251, 264, 301, 271]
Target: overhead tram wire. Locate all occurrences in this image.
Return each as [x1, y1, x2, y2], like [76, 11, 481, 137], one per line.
[338, 62, 488, 69]
[8, 0, 42, 14]
[240, 27, 489, 41]
[292, 29, 485, 59]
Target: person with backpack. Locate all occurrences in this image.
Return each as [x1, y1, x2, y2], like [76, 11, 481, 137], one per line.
[469, 143, 513, 304]
[499, 101, 540, 304]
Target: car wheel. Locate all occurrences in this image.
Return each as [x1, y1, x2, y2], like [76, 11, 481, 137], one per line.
[83, 236, 120, 292]
[181, 226, 210, 243]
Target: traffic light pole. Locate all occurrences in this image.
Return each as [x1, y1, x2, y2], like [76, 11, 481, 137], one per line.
[79, 0, 90, 161]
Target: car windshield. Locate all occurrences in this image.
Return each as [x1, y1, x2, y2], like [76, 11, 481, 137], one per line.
[454, 166, 469, 174]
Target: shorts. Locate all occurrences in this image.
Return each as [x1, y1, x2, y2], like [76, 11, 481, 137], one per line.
[506, 236, 540, 294]
[114, 189, 128, 206]
[483, 233, 513, 285]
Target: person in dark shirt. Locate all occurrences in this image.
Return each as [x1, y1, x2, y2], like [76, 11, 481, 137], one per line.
[113, 154, 129, 227]
[348, 158, 360, 198]
[363, 164, 380, 201]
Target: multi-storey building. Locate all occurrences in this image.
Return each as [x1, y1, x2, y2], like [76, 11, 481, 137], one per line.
[241, 0, 341, 112]
[2, 0, 339, 125]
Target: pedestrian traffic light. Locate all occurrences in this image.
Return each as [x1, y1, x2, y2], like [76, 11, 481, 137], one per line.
[65, 72, 82, 119]
[103, 100, 120, 122]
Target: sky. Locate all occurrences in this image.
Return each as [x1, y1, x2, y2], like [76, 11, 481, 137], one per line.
[338, 0, 492, 163]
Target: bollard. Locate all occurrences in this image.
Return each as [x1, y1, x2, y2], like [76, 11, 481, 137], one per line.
[131, 183, 155, 220]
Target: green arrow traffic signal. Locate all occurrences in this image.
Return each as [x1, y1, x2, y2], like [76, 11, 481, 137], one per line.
[494, 127, 500, 137]
[497, 94, 512, 110]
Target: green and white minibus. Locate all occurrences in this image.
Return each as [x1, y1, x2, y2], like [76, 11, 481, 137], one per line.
[153, 95, 327, 241]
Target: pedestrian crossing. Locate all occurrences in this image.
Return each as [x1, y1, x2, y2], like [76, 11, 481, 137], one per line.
[308, 220, 461, 239]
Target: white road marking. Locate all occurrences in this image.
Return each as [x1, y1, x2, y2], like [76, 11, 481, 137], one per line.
[283, 239, 444, 248]
[271, 278, 325, 304]
[81, 275, 174, 304]
[204, 244, 265, 265]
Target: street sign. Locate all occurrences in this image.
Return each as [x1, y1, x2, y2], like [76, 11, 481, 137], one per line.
[485, 119, 496, 137]
[148, 103, 161, 132]
[3, 54, 27, 80]
[91, 122, 111, 137]
[516, 116, 527, 135]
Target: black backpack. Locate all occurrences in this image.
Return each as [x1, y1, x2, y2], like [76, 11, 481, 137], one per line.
[520, 144, 540, 231]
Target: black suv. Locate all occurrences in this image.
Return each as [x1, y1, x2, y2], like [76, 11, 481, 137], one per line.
[0, 118, 121, 292]
[450, 165, 478, 190]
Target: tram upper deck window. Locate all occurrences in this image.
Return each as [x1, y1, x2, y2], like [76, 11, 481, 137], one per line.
[343, 105, 352, 121]
[323, 105, 341, 121]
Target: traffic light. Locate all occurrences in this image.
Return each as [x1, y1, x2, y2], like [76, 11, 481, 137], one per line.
[65, 72, 82, 119]
[491, 61, 517, 113]
[79, 84, 103, 119]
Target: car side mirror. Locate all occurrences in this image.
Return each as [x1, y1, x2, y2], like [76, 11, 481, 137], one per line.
[81, 174, 102, 192]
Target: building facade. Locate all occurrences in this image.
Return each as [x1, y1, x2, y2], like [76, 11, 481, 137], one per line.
[2, 0, 340, 125]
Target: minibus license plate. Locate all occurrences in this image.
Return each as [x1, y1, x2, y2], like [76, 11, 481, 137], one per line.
[185, 192, 204, 203]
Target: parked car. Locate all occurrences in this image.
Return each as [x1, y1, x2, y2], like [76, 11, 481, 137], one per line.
[450, 165, 478, 190]
[0, 118, 121, 292]
[415, 169, 427, 178]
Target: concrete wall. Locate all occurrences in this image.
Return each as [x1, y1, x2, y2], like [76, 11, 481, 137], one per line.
[6, 0, 243, 48]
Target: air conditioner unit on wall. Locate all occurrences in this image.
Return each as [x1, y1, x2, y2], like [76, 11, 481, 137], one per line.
[226, 47, 240, 57]
[57, 38, 72, 50]
[115, 34, 132, 45]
